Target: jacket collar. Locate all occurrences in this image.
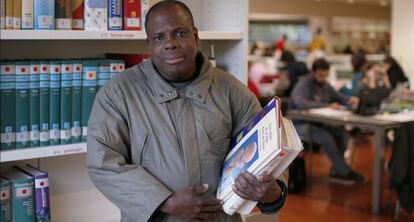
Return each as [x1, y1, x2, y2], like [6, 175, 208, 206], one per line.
[144, 52, 214, 104]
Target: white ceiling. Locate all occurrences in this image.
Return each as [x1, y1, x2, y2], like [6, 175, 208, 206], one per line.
[312, 0, 390, 5]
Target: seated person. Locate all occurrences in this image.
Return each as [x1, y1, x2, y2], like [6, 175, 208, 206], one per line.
[291, 58, 364, 185]
[280, 50, 309, 97]
[383, 56, 409, 89]
[340, 49, 366, 96]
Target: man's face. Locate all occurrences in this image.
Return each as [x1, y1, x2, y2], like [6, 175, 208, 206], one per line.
[314, 69, 330, 85]
[146, 5, 199, 81]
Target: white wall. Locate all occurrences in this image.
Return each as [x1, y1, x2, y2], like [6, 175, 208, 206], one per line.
[391, 0, 414, 89]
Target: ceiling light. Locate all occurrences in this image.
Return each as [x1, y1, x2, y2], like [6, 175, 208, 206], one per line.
[379, 0, 388, 6]
[347, 0, 355, 3]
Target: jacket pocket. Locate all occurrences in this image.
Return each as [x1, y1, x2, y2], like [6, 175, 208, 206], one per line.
[131, 131, 148, 165]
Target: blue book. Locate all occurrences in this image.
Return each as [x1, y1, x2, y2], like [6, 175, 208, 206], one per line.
[81, 60, 98, 141]
[33, 0, 54, 29]
[29, 61, 40, 147]
[0, 177, 12, 222]
[108, 0, 122, 30]
[71, 60, 82, 143]
[2, 169, 35, 222]
[97, 59, 110, 90]
[49, 61, 61, 145]
[39, 61, 50, 146]
[0, 61, 16, 150]
[60, 61, 72, 144]
[15, 61, 31, 149]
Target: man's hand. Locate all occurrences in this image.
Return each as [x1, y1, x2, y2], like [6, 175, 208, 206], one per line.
[328, 102, 341, 109]
[159, 184, 222, 221]
[348, 96, 359, 105]
[233, 172, 281, 203]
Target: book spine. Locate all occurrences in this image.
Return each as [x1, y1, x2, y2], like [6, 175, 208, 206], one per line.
[97, 60, 110, 90]
[1, 0, 5, 29]
[34, 0, 54, 30]
[5, 0, 13, 29]
[0, 180, 12, 222]
[108, 0, 122, 30]
[11, 179, 35, 222]
[49, 61, 61, 145]
[71, 61, 82, 143]
[29, 62, 40, 147]
[109, 60, 118, 79]
[72, 0, 83, 29]
[141, 0, 149, 31]
[55, 0, 72, 29]
[15, 62, 30, 148]
[12, 0, 21, 29]
[0, 62, 16, 150]
[39, 61, 50, 146]
[84, 0, 107, 31]
[34, 175, 50, 221]
[81, 61, 97, 141]
[123, 0, 140, 30]
[60, 61, 72, 144]
[21, 0, 33, 29]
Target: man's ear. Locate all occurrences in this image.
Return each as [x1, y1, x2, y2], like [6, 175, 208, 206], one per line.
[193, 26, 199, 45]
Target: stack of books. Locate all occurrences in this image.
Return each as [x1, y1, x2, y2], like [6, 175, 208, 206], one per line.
[217, 97, 303, 215]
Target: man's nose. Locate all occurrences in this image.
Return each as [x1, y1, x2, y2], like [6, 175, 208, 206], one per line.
[165, 35, 179, 49]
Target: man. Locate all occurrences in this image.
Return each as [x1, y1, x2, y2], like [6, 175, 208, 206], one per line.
[279, 50, 309, 96]
[291, 58, 364, 185]
[86, 1, 287, 221]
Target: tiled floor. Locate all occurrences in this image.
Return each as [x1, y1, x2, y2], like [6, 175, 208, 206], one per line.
[279, 136, 414, 222]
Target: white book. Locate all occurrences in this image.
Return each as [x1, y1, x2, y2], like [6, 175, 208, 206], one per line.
[84, 0, 107, 31]
[21, 0, 33, 29]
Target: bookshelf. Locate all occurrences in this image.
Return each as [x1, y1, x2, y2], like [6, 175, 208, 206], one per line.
[0, 0, 249, 221]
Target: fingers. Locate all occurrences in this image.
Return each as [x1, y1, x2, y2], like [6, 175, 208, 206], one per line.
[193, 183, 209, 194]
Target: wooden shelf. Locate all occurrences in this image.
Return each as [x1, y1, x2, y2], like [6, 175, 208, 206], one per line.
[0, 30, 243, 40]
[0, 143, 86, 162]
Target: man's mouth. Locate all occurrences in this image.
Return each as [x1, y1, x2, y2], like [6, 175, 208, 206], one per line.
[165, 56, 184, 65]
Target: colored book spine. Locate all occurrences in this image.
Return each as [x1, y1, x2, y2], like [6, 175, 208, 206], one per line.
[5, 0, 12, 29]
[3, 170, 35, 222]
[39, 61, 50, 146]
[1, 0, 5, 29]
[49, 61, 61, 145]
[34, 0, 54, 30]
[21, 0, 33, 29]
[60, 61, 72, 144]
[81, 60, 97, 141]
[141, 0, 149, 31]
[109, 60, 118, 79]
[55, 0, 72, 29]
[0, 61, 16, 150]
[108, 0, 122, 30]
[84, 0, 107, 31]
[71, 60, 82, 143]
[0, 178, 12, 222]
[29, 61, 40, 147]
[12, 0, 21, 29]
[72, 0, 83, 30]
[15, 61, 30, 149]
[117, 59, 125, 73]
[17, 165, 50, 222]
[97, 60, 110, 90]
[123, 0, 140, 30]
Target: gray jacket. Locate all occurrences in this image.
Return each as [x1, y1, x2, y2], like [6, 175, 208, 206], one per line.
[87, 54, 287, 221]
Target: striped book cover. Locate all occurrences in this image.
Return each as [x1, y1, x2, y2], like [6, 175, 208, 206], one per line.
[2, 169, 35, 222]
[39, 61, 50, 146]
[21, 0, 34, 29]
[55, 0, 72, 29]
[60, 61, 72, 144]
[15, 61, 30, 148]
[49, 61, 61, 145]
[72, 0, 83, 29]
[0, 61, 16, 150]
[108, 0, 122, 30]
[97, 59, 110, 90]
[34, 0, 54, 29]
[29, 61, 40, 147]
[71, 60, 82, 143]
[81, 60, 97, 141]
[0, 177, 12, 222]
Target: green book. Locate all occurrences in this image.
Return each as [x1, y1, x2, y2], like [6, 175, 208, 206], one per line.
[39, 61, 50, 146]
[81, 60, 98, 141]
[60, 61, 72, 144]
[29, 61, 40, 147]
[49, 61, 61, 145]
[97, 60, 110, 90]
[0, 177, 12, 222]
[0, 61, 16, 150]
[71, 60, 82, 143]
[15, 61, 31, 149]
[2, 169, 35, 222]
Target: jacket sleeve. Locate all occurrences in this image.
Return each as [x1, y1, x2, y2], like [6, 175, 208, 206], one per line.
[86, 87, 172, 222]
[291, 79, 327, 109]
[328, 84, 349, 106]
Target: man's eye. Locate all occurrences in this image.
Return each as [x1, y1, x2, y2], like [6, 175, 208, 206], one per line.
[176, 31, 187, 37]
[153, 35, 163, 41]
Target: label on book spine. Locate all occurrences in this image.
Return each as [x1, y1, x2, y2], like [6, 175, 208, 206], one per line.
[60, 61, 72, 144]
[81, 60, 97, 141]
[49, 61, 61, 145]
[71, 61, 82, 143]
[15, 62, 30, 148]
[39, 61, 50, 146]
[34, 0, 54, 29]
[1, 61, 16, 150]
[29, 62, 40, 147]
